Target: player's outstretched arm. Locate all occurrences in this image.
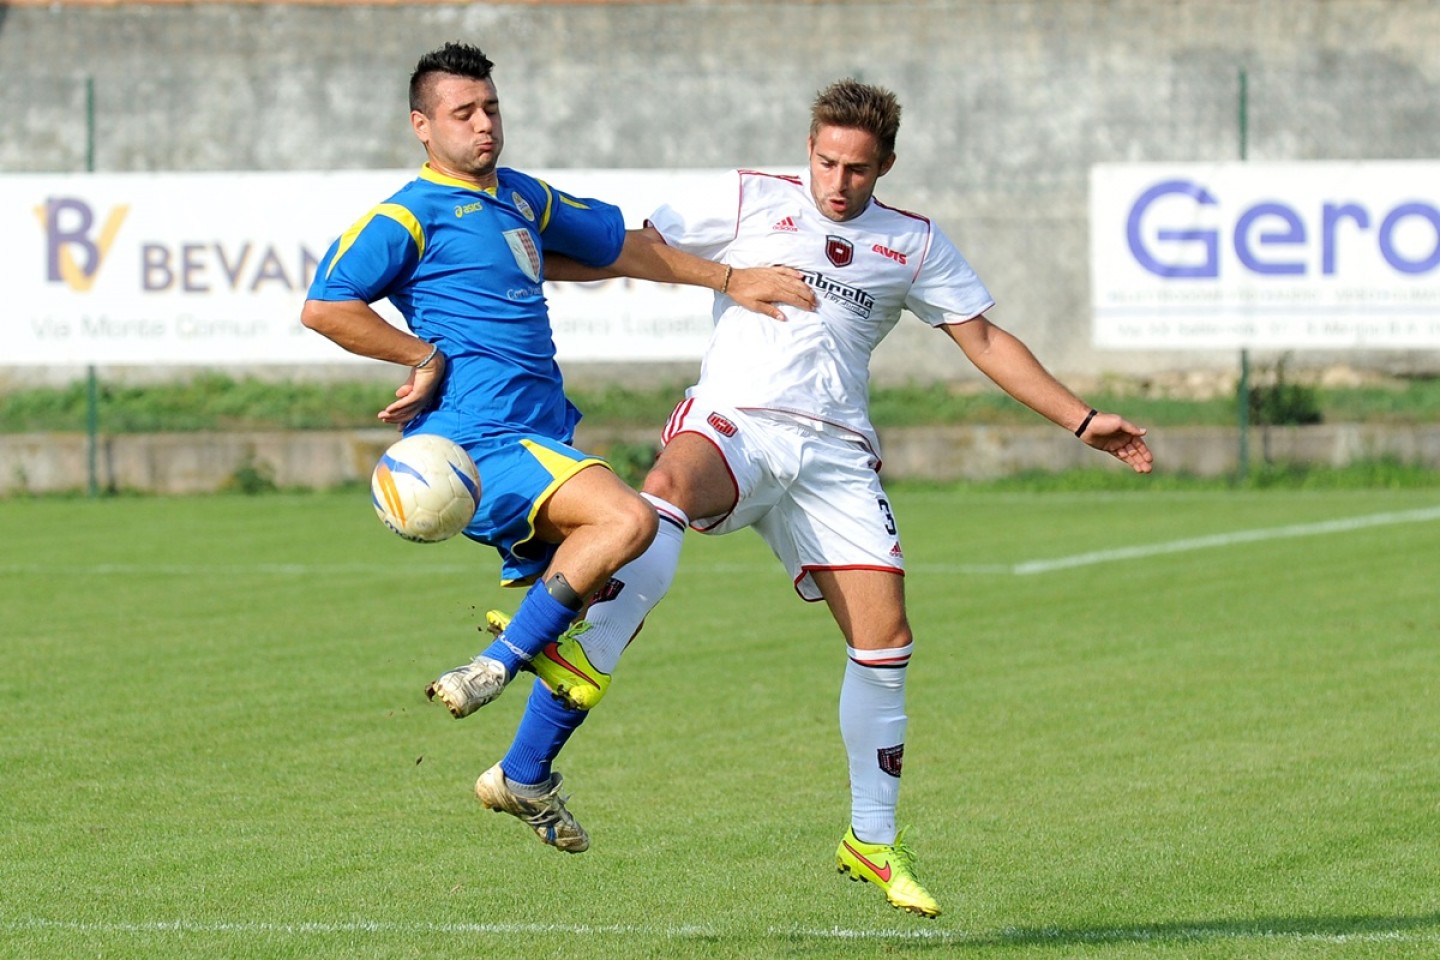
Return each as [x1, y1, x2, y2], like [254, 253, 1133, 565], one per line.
[943, 315, 1154, 474]
[300, 298, 446, 426]
[543, 226, 815, 319]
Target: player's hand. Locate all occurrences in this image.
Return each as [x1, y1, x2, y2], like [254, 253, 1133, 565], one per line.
[726, 265, 816, 321]
[1080, 413, 1154, 474]
[379, 352, 446, 426]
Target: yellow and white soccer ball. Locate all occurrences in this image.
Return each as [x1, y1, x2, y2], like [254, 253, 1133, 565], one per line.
[371, 433, 481, 543]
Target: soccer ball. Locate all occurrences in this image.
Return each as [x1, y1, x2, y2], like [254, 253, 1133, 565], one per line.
[371, 433, 481, 543]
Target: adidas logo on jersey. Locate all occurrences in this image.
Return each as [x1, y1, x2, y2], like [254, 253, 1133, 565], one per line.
[770, 216, 799, 232]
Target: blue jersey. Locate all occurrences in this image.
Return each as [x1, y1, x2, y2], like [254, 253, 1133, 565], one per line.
[308, 164, 626, 442]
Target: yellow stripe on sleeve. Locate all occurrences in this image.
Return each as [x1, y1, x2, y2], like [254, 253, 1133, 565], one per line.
[326, 203, 426, 277]
[535, 181, 555, 232]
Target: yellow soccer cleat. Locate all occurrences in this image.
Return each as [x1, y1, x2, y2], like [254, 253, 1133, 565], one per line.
[484, 610, 611, 711]
[835, 826, 942, 918]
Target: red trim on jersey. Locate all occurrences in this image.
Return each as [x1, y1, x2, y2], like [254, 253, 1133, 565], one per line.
[872, 197, 934, 286]
[661, 401, 741, 531]
[661, 397, 695, 445]
[793, 563, 905, 602]
[735, 405, 882, 465]
[872, 197, 932, 226]
[739, 169, 803, 187]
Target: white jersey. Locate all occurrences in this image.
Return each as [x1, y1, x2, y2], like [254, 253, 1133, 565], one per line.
[648, 168, 994, 456]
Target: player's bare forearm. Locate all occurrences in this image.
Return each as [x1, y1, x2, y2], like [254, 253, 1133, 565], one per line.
[300, 299, 445, 425]
[545, 228, 815, 319]
[945, 315, 1153, 473]
[301, 299, 434, 366]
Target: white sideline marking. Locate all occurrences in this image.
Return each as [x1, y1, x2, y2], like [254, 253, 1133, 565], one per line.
[4, 506, 1437, 580]
[7, 917, 1440, 945]
[1008, 505, 1440, 575]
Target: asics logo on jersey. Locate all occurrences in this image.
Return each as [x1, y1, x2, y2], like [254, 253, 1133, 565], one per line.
[771, 216, 799, 232]
[798, 268, 875, 318]
[455, 201, 485, 217]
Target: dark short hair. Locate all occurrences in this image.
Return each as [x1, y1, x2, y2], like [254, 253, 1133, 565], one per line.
[809, 79, 902, 158]
[409, 42, 495, 115]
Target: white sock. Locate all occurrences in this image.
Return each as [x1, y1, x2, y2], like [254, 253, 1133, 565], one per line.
[577, 494, 687, 673]
[840, 643, 912, 846]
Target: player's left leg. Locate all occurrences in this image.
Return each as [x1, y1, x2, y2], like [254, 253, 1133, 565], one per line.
[471, 494, 692, 852]
[427, 459, 657, 717]
[813, 567, 939, 918]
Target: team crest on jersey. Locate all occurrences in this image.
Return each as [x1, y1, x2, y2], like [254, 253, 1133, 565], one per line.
[503, 228, 542, 282]
[707, 412, 737, 437]
[511, 193, 536, 222]
[878, 744, 904, 778]
[825, 235, 854, 267]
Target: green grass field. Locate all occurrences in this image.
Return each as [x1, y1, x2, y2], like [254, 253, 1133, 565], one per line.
[3, 487, 1439, 959]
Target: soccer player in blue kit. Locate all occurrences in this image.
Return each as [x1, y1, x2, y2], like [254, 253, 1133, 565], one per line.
[301, 42, 813, 852]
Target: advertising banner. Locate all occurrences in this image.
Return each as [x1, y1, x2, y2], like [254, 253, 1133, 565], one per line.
[1090, 161, 1440, 349]
[0, 168, 743, 366]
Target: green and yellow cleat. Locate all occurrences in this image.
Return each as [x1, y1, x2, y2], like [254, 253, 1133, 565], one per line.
[484, 609, 611, 711]
[835, 826, 941, 918]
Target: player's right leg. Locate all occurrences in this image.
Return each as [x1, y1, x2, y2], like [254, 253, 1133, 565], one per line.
[426, 437, 656, 718]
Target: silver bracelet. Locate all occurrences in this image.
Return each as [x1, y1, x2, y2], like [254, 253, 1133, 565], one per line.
[414, 342, 441, 369]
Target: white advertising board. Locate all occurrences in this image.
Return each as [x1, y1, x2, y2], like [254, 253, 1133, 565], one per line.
[1090, 161, 1440, 349]
[0, 168, 746, 366]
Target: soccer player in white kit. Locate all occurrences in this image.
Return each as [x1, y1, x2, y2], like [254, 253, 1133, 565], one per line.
[475, 79, 1154, 918]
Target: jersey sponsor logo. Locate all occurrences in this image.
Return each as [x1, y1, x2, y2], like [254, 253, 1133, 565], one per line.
[797, 268, 875, 318]
[511, 193, 536, 222]
[872, 243, 907, 265]
[771, 216, 799, 232]
[877, 744, 904, 778]
[707, 412, 737, 436]
[826, 235, 854, 267]
[454, 200, 485, 218]
[503, 228, 542, 282]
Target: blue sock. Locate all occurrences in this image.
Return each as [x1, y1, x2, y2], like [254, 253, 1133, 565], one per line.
[501, 678, 587, 786]
[482, 579, 578, 675]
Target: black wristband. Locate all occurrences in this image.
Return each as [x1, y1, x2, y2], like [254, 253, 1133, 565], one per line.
[1074, 408, 1098, 438]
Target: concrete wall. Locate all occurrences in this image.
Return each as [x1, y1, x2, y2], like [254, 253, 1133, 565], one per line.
[3, 0, 1439, 388]
[6, 422, 1440, 494]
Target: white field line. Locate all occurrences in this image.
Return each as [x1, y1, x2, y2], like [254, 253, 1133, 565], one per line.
[1007, 504, 1440, 575]
[4, 506, 1438, 580]
[6, 917, 1440, 946]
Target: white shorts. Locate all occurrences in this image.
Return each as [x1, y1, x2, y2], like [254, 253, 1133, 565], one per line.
[662, 400, 905, 601]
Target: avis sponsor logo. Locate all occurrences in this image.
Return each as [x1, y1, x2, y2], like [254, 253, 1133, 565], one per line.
[872, 243, 907, 265]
